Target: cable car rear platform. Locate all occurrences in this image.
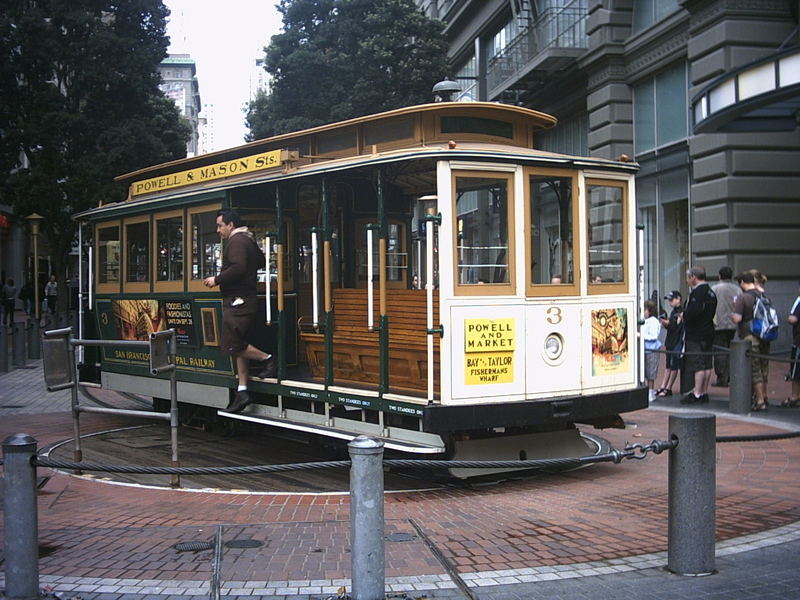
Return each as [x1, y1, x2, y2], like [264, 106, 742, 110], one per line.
[3, 368, 800, 599]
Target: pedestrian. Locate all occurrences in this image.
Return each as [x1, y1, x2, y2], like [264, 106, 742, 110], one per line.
[203, 209, 275, 413]
[642, 300, 661, 402]
[2, 278, 17, 326]
[711, 266, 740, 386]
[786, 281, 800, 408]
[656, 290, 683, 397]
[680, 266, 717, 404]
[44, 275, 58, 315]
[19, 281, 33, 316]
[731, 271, 770, 411]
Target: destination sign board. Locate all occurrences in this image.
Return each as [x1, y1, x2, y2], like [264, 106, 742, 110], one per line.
[130, 149, 291, 197]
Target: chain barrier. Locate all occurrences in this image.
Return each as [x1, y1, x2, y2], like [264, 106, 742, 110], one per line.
[31, 439, 678, 475]
[24, 430, 800, 475]
[717, 430, 800, 443]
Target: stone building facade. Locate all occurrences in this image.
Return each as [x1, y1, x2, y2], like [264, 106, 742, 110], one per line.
[417, 0, 800, 346]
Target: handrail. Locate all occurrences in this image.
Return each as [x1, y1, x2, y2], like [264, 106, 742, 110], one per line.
[276, 243, 285, 312]
[379, 237, 387, 320]
[324, 238, 332, 315]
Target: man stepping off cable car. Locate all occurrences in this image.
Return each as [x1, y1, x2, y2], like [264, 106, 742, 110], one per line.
[204, 208, 275, 413]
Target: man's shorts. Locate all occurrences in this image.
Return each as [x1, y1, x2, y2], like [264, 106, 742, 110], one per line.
[790, 345, 800, 383]
[664, 344, 682, 370]
[744, 335, 770, 385]
[685, 338, 713, 371]
[221, 295, 259, 355]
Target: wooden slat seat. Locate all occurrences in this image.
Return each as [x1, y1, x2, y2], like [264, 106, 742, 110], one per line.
[300, 288, 439, 394]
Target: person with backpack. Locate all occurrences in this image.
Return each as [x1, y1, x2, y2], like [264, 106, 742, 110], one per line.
[732, 271, 778, 411]
[787, 280, 800, 408]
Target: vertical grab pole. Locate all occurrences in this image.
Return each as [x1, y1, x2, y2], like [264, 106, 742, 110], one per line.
[168, 329, 180, 488]
[311, 229, 319, 329]
[264, 236, 272, 325]
[426, 211, 435, 403]
[276, 185, 285, 381]
[77, 224, 84, 364]
[88, 245, 94, 311]
[637, 224, 645, 386]
[367, 227, 374, 330]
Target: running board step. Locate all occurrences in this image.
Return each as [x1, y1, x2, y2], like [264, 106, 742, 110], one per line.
[217, 409, 445, 454]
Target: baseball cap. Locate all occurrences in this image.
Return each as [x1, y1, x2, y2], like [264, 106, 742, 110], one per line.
[664, 290, 682, 300]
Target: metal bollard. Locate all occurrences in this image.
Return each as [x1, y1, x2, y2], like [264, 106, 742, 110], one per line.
[2, 433, 41, 600]
[0, 325, 9, 372]
[668, 413, 716, 575]
[349, 436, 385, 600]
[729, 339, 752, 414]
[26, 318, 41, 360]
[12, 322, 27, 367]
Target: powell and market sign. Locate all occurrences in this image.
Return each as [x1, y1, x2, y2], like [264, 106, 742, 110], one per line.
[129, 149, 296, 197]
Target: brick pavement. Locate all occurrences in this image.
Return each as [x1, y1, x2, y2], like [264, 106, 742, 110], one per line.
[2, 357, 800, 599]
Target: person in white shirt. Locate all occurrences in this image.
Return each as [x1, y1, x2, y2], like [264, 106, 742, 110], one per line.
[642, 300, 662, 402]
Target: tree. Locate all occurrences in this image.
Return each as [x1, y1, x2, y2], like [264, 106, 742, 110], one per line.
[0, 0, 190, 304]
[245, 0, 449, 140]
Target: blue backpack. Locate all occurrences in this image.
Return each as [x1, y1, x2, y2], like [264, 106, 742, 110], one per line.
[748, 291, 779, 342]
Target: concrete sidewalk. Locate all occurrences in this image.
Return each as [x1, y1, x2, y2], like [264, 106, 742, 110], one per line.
[2, 358, 800, 600]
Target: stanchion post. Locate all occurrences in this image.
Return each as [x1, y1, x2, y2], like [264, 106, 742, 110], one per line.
[26, 318, 41, 360]
[0, 324, 9, 372]
[668, 413, 716, 575]
[2, 433, 40, 600]
[729, 339, 752, 414]
[349, 436, 385, 600]
[12, 321, 27, 367]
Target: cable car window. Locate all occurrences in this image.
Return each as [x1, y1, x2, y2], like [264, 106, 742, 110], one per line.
[587, 181, 626, 288]
[317, 128, 357, 155]
[454, 173, 514, 295]
[190, 210, 220, 283]
[97, 225, 120, 285]
[126, 222, 149, 283]
[441, 116, 514, 139]
[156, 215, 184, 282]
[364, 118, 415, 146]
[529, 174, 574, 286]
[355, 220, 407, 288]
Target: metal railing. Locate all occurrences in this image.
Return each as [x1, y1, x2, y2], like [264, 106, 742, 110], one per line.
[486, 0, 588, 91]
[40, 326, 180, 487]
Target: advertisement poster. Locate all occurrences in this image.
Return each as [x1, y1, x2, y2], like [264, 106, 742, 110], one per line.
[591, 308, 628, 376]
[464, 318, 515, 385]
[112, 299, 195, 346]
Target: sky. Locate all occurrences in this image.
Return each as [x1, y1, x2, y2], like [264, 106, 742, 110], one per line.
[163, 0, 284, 151]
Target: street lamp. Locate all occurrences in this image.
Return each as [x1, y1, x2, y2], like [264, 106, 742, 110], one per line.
[26, 213, 43, 320]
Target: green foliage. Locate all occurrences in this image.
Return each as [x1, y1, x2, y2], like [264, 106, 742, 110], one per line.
[245, 0, 449, 140]
[0, 0, 190, 283]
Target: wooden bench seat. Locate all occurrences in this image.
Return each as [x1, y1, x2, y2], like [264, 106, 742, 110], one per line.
[300, 288, 439, 394]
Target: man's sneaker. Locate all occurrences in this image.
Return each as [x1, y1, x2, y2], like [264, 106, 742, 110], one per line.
[254, 357, 276, 379]
[226, 390, 251, 413]
[680, 392, 700, 404]
[699, 393, 710, 403]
